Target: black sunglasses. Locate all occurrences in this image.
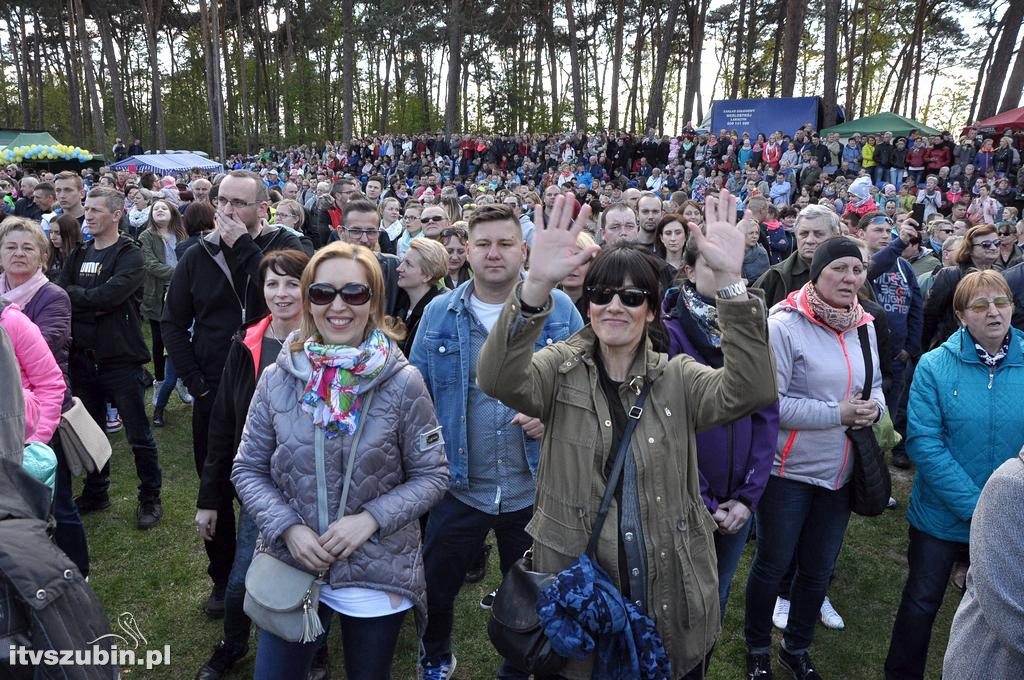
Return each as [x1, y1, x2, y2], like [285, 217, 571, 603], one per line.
[308, 282, 373, 306]
[420, 215, 447, 223]
[440, 227, 468, 240]
[586, 286, 650, 307]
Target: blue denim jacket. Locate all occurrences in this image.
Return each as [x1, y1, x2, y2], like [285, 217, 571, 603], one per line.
[409, 281, 583, 490]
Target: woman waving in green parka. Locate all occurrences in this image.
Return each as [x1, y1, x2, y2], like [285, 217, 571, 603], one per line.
[477, 190, 778, 679]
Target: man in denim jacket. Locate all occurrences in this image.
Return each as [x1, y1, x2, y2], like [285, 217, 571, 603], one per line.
[410, 204, 583, 679]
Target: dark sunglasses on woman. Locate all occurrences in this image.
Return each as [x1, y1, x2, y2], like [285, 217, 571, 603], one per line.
[585, 286, 649, 307]
[308, 282, 373, 306]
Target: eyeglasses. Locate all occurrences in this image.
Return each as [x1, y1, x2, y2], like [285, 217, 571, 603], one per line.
[585, 286, 649, 307]
[216, 196, 260, 209]
[308, 282, 373, 306]
[343, 227, 379, 240]
[870, 216, 895, 226]
[973, 239, 1001, 250]
[439, 227, 468, 241]
[965, 296, 1012, 313]
[420, 215, 447, 223]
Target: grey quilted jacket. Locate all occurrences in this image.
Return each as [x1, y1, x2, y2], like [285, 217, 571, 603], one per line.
[231, 336, 449, 623]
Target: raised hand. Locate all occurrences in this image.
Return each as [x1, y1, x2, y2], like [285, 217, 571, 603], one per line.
[521, 195, 601, 308]
[685, 189, 746, 293]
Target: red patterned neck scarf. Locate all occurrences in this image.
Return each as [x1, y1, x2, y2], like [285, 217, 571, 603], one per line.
[804, 282, 864, 334]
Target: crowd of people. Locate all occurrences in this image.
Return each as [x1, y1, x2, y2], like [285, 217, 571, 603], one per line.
[2, 121, 1024, 680]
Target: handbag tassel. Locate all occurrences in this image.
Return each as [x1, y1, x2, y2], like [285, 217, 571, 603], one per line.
[300, 594, 324, 643]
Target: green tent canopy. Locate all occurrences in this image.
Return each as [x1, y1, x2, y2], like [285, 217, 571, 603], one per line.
[0, 129, 62, 149]
[820, 112, 940, 138]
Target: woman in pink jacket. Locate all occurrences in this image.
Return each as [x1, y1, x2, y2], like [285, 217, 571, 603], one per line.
[0, 301, 65, 444]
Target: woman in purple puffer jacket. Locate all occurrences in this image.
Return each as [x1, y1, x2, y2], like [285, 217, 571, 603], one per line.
[663, 235, 779, 628]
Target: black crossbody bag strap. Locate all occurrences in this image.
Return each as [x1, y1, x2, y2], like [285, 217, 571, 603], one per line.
[585, 382, 652, 557]
[857, 325, 872, 400]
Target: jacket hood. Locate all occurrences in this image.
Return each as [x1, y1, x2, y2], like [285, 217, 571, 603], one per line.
[770, 284, 874, 331]
[0, 460, 51, 522]
[276, 330, 409, 390]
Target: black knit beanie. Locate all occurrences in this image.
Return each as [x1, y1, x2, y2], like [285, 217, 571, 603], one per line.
[810, 237, 864, 283]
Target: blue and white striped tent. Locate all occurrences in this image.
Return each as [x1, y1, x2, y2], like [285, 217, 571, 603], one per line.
[109, 152, 224, 174]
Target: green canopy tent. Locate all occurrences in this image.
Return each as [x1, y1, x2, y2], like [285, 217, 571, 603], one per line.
[820, 112, 941, 138]
[0, 129, 62, 149]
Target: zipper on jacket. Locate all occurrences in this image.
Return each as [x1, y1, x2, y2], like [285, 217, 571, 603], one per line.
[988, 366, 995, 390]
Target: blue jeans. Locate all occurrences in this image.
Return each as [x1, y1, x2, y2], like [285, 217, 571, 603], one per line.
[222, 506, 259, 647]
[714, 515, 752, 620]
[421, 492, 533, 676]
[253, 604, 405, 680]
[154, 356, 177, 408]
[744, 475, 851, 654]
[71, 356, 162, 502]
[51, 432, 89, 577]
[883, 526, 969, 680]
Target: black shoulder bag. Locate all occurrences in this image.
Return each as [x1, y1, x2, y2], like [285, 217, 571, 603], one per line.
[487, 382, 653, 675]
[846, 324, 892, 517]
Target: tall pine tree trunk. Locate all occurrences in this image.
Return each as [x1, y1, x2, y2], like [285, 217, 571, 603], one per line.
[821, 0, 840, 127]
[341, 0, 354, 139]
[780, 0, 806, 97]
[1001, 46, 1024, 112]
[730, 0, 746, 98]
[143, 0, 166, 151]
[609, 0, 625, 130]
[681, 0, 709, 125]
[93, 6, 132, 143]
[564, 0, 586, 131]
[444, 0, 463, 135]
[978, 0, 1024, 119]
[645, 0, 681, 133]
[72, 0, 106, 153]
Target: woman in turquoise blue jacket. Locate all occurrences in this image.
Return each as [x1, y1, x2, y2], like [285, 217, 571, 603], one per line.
[885, 270, 1024, 680]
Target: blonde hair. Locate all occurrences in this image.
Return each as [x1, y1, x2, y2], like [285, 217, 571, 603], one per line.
[0, 216, 51, 269]
[291, 241, 404, 351]
[379, 197, 401, 224]
[406, 238, 449, 283]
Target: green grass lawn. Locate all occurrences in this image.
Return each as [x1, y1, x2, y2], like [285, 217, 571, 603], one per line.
[83, 390, 959, 679]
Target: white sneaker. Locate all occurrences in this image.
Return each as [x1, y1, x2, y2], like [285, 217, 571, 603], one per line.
[772, 596, 790, 630]
[175, 380, 194, 405]
[819, 595, 845, 630]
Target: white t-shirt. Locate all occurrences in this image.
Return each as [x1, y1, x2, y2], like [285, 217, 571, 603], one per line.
[318, 585, 413, 618]
[468, 294, 505, 332]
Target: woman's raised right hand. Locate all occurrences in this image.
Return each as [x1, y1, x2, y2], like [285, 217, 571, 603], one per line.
[521, 195, 601, 307]
[283, 524, 334, 572]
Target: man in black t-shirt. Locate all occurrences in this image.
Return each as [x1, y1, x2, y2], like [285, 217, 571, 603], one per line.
[60, 187, 163, 530]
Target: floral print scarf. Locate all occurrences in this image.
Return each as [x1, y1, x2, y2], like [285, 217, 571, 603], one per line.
[301, 328, 390, 439]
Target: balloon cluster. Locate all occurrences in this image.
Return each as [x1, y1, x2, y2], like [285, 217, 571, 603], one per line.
[0, 144, 94, 164]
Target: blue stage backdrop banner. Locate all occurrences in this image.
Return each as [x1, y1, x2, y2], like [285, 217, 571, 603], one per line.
[709, 97, 823, 139]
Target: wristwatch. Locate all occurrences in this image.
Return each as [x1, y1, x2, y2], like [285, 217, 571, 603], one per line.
[716, 281, 747, 300]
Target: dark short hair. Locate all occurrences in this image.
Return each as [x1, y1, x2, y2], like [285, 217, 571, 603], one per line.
[258, 249, 310, 285]
[342, 198, 379, 225]
[467, 203, 519, 236]
[582, 242, 661, 313]
[366, 174, 385, 188]
[182, 200, 215, 237]
[33, 182, 54, 198]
